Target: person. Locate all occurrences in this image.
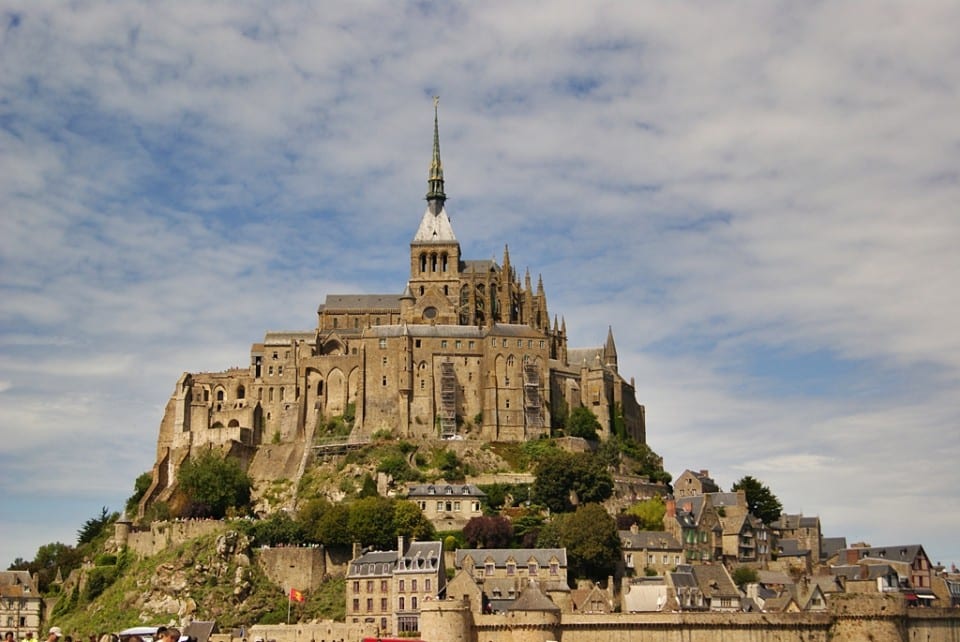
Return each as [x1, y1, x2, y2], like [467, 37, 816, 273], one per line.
[158, 629, 180, 642]
[24, 632, 38, 642]
[5, 632, 15, 642]
[46, 629, 63, 642]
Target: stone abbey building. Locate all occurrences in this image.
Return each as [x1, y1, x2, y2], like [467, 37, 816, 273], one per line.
[142, 105, 645, 513]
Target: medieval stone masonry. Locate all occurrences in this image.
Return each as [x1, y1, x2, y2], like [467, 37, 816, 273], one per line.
[140, 104, 645, 514]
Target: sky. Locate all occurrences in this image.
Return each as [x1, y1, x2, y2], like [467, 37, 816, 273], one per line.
[1, 2, 959, 571]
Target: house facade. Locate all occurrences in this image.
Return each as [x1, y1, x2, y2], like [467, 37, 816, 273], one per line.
[405, 483, 485, 530]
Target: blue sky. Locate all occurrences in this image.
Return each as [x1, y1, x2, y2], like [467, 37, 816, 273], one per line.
[2, 2, 959, 569]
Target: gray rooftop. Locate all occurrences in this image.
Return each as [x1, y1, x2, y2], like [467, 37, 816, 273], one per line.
[619, 530, 682, 551]
[406, 484, 486, 498]
[322, 294, 403, 311]
[456, 548, 567, 568]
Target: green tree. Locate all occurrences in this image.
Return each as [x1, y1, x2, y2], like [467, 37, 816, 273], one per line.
[176, 450, 253, 518]
[558, 503, 621, 583]
[731, 566, 759, 588]
[125, 472, 153, 516]
[626, 496, 666, 531]
[250, 511, 304, 546]
[532, 451, 613, 513]
[77, 506, 116, 545]
[348, 496, 397, 550]
[317, 503, 351, 546]
[394, 500, 436, 541]
[731, 476, 783, 524]
[566, 407, 601, 440]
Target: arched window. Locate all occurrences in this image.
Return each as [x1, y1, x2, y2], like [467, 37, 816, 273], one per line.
[236, 385, 245, 399]
[216, 389, 225, 401]
[431, 253, 438, 272]
[280, 387, 285, 401]
[441, 253, 448, 272]
[269, 387, 274, 402]
[228, 419, 240, 428]
[211, 421, 224, 429]
[317, 380, 324, 395]
[420, 253, 427, 273]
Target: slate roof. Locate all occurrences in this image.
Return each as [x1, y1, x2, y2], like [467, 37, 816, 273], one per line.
[776, 538, 810, 557]
[691, 565, 740, 599]
[456, 548, 567, 568]
[619, 530, 682, 551]
[321, 294, 403, 311]
[369, 324, 486, 338]
[567, 347, 604, 367]
[347, 550, 399, 578]
[821, 536, 847, 561]
[462, 259, 499, 274]
[509, 582, 560, 612]
[407, 483, 486, 498]
[841, 544, 928, 564]
[395, 540, 443, 575]
[413, 205, 457, 243]
[263, 331, 316, 344]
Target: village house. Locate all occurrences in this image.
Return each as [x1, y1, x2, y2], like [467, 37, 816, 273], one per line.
[404, 483, 485, 530]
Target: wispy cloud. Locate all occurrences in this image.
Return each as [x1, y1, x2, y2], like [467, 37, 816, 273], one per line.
[1, 1, 958, 568]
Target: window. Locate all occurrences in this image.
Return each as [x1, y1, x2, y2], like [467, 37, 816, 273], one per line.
[353, 581, 360, 592]
[472, 501, 481, 512]
[550, 562, 559, 575]
[517, 339, 522, 347]
[278, 366, 283, 375]
[485, 562, 495, 576]
[382, 376, 387, 387]
[491, 338, 496, 347]
[412, 579, 417, 592]
[437, 501, 444, 511]
[415, 339, 422, 348]
[366, 598, 372, 612]
[425, 578, 431, 592]
[420, 379, 425, 390]
[353, 598, 359, 612]
[469, 340, 475, 349]
[399, 597, 405, 610]
[268, 366, 274, 375]
[354, 318, 359, 328]
[381, 598, 387, 611]
[382, 356, 388, 365]
[381, 580, 388, 592]
[507, 563, 516, 576]
[540, 340, 545, 348]
[272, 351, 278, 360]
[279, 387, 285, 401]
[454, 501, 461, 511]
[441, 340, 448, 348]
[412, 596, 418, 609]
[367, 580, 374, 592]
[379, 338, 387, 349]
[502, 339, 508, 347]
[528, 563, 538, 575]
[399, 579, 405, 592]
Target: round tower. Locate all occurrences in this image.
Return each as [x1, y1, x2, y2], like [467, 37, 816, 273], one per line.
[420, 597, 474, 642]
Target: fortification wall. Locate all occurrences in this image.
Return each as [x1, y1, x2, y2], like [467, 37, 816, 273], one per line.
[247, 620, 374, 642]
[256, 547, 326, 592]
[419, 595, 960, 642]
[125, 520, 225, 557]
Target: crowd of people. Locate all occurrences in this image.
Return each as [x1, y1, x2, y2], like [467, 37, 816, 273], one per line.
[3, 626, 184, 642]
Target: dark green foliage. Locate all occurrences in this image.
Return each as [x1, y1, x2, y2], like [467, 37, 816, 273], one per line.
[358, 474, 379, 497]
[394, 500, 436, 542]
[348, 496, 397, 550]
[558, 503, 621, 583]
[249, 511, 304, 546]
[125, 472, 153, 516]
[21, 541, 82, 593]
[511, 513, 545, 547]
[566, 406, 601, 440]
[78, 506, 116, 545]
[532, 451, 613, 513]
[732, 566, 759, 588]
[177, 450, 253, 518]
[94, 553, 117, 566]
[462, 516, 513, 548]
[434, 449, 469, 482]
[596, 435, 671, 484]
[731, 476, 783, 524]
[377, 454, 422, 483]
[84, 566, 118, 601]
[477, 482, 530, 512]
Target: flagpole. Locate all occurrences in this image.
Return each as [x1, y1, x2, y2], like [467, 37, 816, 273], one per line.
[287, 586, 291, 625]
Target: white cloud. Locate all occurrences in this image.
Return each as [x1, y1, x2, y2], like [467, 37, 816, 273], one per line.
[1, 1, 959, 569]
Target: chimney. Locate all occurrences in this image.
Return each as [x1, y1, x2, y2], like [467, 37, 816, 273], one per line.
[397, 535, 406, 560]
[665, 497, 676, 518]
[630, 523, 639, 534]
[352, 542, 362, 560]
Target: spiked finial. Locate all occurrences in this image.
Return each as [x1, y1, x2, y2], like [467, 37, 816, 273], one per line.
[426, 96, 446, 206]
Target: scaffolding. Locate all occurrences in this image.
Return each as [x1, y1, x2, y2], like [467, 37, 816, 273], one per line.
[439, 360, 457, 437]
[523, 363, 543, 430]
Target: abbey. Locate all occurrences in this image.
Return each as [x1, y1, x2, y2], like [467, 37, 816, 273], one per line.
[144, 105, 645, 511]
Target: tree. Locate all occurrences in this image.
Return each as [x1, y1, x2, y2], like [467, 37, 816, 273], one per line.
[532, 451, 613, 513]
[394, 500, 436, 541]
[626, 496, 666, 531]
[348, 496, 397, 550]
[77, 506, 116, 545]
[462, 516, 514, 548]
[731, 476, 783, 525]
[558, 503, 621, 583]
[731, 566, 759, 588]
[566, 407, 601, 441]
[250, 511, 304, 546]
[125, 472, 153, 516]
[176, 450, 253, 518]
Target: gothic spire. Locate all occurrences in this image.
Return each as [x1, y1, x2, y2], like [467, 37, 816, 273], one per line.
[426, 96, 446, 208]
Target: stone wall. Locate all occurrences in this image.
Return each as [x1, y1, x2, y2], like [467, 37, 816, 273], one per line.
[418, 594, 960, 642]
[124, 520, 225, 557]
[256, 547, 326, 592]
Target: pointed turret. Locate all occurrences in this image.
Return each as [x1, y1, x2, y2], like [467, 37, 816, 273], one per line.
[604, 325, 618, 372]
[426, 96, 446, 210]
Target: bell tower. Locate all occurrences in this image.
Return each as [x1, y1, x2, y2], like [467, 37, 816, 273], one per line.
[407, 97, 462, 324]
